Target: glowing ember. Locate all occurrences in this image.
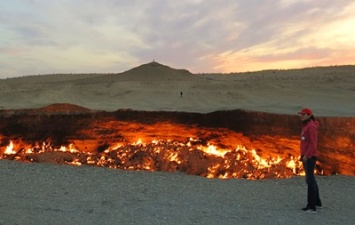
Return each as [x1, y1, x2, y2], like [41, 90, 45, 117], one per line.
[199, 144, 228, 157]
[0, 138, 310, 179]
[4, 141, 16, 155]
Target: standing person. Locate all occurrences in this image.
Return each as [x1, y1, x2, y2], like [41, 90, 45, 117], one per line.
[298, 108, 322, 213]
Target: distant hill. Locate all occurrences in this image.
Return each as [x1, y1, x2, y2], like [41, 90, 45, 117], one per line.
[54, 61, 200, 85]
[102, 61, 198, 82]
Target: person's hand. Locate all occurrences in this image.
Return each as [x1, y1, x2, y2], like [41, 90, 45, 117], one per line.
[302, 155, 308, 163]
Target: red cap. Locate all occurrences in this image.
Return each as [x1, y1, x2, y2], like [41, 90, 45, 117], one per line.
[298, 108, 313, 115]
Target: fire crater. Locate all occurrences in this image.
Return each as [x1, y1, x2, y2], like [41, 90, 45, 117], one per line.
[1, 104, 353, 179]
[2, 138, 303, 180]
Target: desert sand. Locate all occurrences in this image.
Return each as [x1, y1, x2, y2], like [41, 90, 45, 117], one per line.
[0, 62, 355, 224]
[1, 62, 355, 116]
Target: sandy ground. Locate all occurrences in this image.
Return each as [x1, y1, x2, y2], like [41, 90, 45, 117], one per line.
[0, 63, 355, 116]
[0, 63, 355, 224]
[1, 160, 354, 225]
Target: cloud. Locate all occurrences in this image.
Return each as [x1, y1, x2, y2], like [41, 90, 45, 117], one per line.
[0, 0, 354, 77]
[212, 0, 355, 72]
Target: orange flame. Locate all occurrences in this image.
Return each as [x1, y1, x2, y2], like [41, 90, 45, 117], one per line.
[4, 141, 16, 155]
[1, 138, 307, 180]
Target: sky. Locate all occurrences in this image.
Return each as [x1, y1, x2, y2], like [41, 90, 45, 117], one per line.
[1, 0, 355, 78]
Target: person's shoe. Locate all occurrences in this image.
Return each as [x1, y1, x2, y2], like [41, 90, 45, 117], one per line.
[301, 207, 317, 213]
[316, 202, 322, 209]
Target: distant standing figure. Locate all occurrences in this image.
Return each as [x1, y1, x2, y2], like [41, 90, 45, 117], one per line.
[298, 108, 322, 213]
[180, 91, 183, 98]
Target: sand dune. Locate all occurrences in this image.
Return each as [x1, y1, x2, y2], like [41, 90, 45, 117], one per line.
[1, 62, 355, 116]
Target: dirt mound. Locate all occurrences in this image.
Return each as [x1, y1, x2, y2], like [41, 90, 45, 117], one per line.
[37, 103, 93, 113]
[108, 61, 198, 81]
[0, 103, 94, 117]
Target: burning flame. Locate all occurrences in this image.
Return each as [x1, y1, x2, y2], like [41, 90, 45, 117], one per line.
[4, 141, 16, 155]
[0, 138, 311, 180]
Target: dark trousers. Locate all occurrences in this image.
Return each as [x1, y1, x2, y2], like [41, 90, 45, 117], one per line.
[303, 157, 322, 209]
